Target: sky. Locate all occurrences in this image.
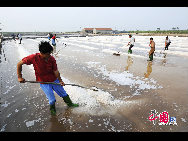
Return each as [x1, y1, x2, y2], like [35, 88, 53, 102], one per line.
[0, 7, 188, 32]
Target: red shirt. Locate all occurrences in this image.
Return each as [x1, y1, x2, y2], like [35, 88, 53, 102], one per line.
[22, 53, 57, 82]
[52, 36, 56, 40]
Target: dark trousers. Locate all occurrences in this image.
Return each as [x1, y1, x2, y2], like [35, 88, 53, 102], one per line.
[129, 44, 134, 50]
[128, 44, 134, 54]
[165, 43, 170, 50]
[149, 52, 154, 61]
[19, 38, 22, 44]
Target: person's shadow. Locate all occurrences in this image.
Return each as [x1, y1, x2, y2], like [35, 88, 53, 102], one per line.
[144, 61, 152, 78]
[125, 56, 133, 71]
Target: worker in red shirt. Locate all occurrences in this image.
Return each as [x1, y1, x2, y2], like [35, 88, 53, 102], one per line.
[17, 41, 79, 115]
[51, 34, 57, 54]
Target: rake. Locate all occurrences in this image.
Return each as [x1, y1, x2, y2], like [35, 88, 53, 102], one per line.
[24, 80, 99, 91]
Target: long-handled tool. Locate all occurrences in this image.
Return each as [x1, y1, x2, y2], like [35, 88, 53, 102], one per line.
[54, 43, 68, 56]
[113, 44, 127, 56]
[25, 80, 99, 91]
[160, 47, 166, 54]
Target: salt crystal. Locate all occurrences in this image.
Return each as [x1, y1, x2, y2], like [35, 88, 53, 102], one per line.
[15, 109, 19, 112]
[89, 119, 93, 123]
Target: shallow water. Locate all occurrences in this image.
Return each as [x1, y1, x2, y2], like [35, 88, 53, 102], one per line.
[1, 36, 188, 132]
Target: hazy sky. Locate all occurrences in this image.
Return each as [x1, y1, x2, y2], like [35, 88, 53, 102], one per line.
[0, 7, 188, 32]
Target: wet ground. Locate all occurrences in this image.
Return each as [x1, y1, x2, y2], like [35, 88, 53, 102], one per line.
[1, 36, 188, 132]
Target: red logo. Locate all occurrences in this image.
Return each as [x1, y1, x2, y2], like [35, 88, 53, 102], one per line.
[148, 109, 177, 125]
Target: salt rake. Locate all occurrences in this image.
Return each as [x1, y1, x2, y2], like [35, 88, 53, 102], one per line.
[54, 43, 68, 56]
[25, 80, 99, 91]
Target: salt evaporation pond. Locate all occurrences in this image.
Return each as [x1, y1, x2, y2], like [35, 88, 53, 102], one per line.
[1, 35, 188, 132]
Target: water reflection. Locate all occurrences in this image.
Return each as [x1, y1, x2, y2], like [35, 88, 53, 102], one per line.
[47, 108, 71, 132]
[161, 53, 167, 66]
[144, 61, 152, 78]
[125, 56, 133, 71]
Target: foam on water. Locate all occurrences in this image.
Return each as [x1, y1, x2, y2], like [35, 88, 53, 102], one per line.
[85, 61, 101, 68]
[0, 124, 7, 132]
[3, 85, 16, 95]
[1, 101, 10, 108]
[68, 42, 98, 50]
[98, 65, 162, 92]
[25, 118, 41, 127]
[60, 76, 132, 116]
[64, 84, 133, 116]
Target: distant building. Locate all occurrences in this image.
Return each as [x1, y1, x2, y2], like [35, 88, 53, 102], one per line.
[83, 28, 94, 34]
[82, 28, 113, 34]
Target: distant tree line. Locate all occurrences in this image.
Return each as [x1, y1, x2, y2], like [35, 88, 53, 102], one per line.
[128, 29, 188, 34]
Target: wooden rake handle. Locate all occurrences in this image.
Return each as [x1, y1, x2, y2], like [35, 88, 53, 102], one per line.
[24, 80, 98, 91]
[25, 80, 83, 87]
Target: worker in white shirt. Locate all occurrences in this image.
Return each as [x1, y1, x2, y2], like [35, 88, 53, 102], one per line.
[165, 36, 171, 50]
[127, 34, 135, 54]
[18, 33, 22, 44]
[47, 33, 51, 40]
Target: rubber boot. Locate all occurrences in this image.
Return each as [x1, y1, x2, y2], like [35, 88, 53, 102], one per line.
[63, 95, 79, 107]
[128, 50, 131, 54]
[128, 50, 130, 54]
[130, 50, 132, 54]
[50, 103, 56, 115]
